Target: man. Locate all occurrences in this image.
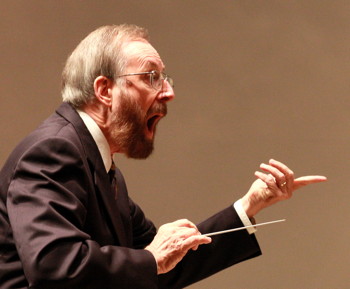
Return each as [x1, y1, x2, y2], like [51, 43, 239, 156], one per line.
[0, 24, 326, 289]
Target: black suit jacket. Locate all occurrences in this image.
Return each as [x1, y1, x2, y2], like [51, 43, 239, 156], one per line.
[0, 103, 261, 289]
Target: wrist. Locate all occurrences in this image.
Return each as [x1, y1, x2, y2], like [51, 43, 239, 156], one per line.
[240, 196, 254, 218]
[145, 246, 161, 274]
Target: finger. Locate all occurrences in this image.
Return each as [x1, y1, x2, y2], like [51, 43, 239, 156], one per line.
[181, 228, 201, 239]
[191, 234, 213, 251]
[158, 222, 199, 239]
[191, 245, 199, 251]
[171, 219, 198, 229]
[269, 159, 294, 184]
[260, 163, 286, 188]
[268, 159, 295, 191]
[254, 171, 278, 189]
[268, 159, 294, 179]
[268, 159, 291, 172]
[293, 175, 327, 190]
[181, 235, 211, 251]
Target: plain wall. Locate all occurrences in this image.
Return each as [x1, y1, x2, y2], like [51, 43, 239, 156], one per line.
[0, 1, 349, 288]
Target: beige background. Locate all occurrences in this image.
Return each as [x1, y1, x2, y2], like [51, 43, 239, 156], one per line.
[0, 1, 349, 288]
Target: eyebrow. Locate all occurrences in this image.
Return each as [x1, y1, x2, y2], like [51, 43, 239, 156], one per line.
[142, 60, 165, 72]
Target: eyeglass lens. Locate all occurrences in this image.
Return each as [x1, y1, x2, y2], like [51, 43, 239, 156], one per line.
[150, 71, 174, 90]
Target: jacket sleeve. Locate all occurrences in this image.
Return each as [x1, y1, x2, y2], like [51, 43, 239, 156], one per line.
[7, 136, 158, 289]
[158, 206, 262, 289]
[129, 198, 157, 249]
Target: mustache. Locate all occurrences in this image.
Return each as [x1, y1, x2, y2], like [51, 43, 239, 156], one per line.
[147, 102, 167, 118]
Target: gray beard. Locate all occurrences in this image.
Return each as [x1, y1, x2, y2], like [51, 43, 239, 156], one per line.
[110, 94, 166, 159]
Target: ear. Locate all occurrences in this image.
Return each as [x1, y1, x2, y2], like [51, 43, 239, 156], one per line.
[93, 76, 114, 107]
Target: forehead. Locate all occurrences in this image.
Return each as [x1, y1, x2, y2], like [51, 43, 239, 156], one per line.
[122, 40, 165, 71]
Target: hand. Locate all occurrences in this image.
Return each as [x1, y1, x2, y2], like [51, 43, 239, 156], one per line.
[145, 219, 212, 274]
[241, 159, 327, 218]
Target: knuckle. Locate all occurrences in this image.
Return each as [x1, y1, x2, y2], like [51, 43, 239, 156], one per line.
[286, 170, 294, 178]
[266, 175, 275, 183]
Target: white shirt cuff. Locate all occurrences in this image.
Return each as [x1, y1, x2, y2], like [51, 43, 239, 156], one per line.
[233, 199, 257, 235]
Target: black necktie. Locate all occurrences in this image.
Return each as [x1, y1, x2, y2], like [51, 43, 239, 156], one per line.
[108, 162, 118, 199]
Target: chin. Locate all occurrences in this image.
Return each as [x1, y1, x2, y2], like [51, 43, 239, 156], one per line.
[126, 140, 154, 159]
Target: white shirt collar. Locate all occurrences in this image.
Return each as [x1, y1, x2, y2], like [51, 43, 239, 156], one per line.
[77, 109, 112, 172]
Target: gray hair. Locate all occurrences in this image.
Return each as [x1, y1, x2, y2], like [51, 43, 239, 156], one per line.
[61, 24, 149, 108]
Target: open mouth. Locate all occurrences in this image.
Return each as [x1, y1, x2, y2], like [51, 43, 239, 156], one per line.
[146, 114, 163, 138]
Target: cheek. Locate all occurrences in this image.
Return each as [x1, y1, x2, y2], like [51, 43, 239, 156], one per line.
[137, 93, 156, 115]
[122, 85, 157, 116]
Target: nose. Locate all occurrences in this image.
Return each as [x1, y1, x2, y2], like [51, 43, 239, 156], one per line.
[157, 80, 175, 102]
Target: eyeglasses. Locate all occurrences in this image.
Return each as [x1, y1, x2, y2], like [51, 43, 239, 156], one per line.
[117, 70, 174, 91]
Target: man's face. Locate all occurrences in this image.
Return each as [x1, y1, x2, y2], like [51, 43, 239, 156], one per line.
[110, 40, 175, 159]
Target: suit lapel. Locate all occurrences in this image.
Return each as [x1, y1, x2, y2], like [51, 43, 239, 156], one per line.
[56, 103, 130, 247]
[113, 167, 133, 246]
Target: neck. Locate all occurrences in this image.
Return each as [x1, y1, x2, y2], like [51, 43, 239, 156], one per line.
[80, 103, 120, 154]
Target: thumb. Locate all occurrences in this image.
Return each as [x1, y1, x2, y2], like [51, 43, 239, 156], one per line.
[293, 175, 327, 191]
